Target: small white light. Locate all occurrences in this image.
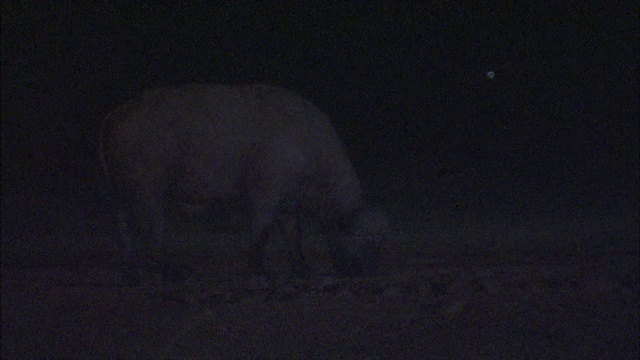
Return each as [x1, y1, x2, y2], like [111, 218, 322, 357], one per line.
[486, 71, 495, 79]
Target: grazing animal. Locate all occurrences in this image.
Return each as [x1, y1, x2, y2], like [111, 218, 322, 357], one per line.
[99, 84, 388, 283]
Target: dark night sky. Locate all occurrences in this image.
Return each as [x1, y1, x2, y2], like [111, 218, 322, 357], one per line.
[1, 2, 638, 260]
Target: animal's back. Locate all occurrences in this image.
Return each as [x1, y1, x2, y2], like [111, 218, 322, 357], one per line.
[102, 84, 361, 215]
[104, 84, 345, 158]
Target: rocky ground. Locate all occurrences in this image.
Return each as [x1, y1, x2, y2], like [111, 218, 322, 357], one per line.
[2, 243, 638, 359]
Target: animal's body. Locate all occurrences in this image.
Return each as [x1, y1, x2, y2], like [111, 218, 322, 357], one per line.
[100, 84, 388, 282]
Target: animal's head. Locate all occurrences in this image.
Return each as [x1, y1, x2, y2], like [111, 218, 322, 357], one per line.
[332, 205, 389, 277]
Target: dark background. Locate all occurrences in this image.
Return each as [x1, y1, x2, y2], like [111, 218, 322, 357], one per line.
[2, 2, 638, 265]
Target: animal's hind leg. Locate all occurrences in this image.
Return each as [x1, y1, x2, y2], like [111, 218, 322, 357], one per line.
[144, 191, 189, 282]
[115, 208, 142, 285]
[118, 198, 165, 284]
[119, 188, 174, 284]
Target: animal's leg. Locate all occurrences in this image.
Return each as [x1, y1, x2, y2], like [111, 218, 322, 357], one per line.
[120, 185, 174, 284]
[247, 174, 281, 276]
[144, 190, 188, 282]
[326, 232, 358, 277]
[116, 208, 142, 285]
[249, 212, 272, 275]
[246, 142, 303, 277]
[116, 209, 133, 261]
[279, 212, 310, 277]
[129, 187, 166, 262]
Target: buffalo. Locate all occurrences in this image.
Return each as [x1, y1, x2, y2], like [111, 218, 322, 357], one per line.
[99, 84, 388, 283]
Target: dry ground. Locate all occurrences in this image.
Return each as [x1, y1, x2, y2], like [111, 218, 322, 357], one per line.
[2, 234, 638, 359]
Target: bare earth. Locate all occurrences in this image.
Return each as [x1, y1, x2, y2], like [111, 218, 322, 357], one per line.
[2, 245, 638, 359]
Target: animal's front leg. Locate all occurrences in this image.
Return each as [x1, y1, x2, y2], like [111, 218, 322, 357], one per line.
[279, 212, 310, 277]
[327, 231, 362, 277]
[249, 214, 272, 276]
